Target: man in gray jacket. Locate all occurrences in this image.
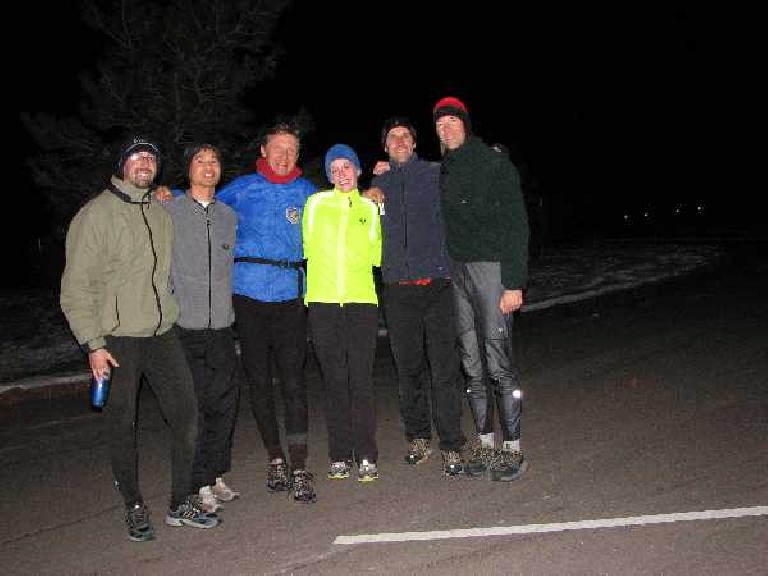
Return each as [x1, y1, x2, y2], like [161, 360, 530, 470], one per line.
[61, 137, 218, 542]
[165, 144, 241, 513]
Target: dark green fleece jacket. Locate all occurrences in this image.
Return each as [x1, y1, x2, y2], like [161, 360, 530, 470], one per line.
[439, 136, 529, 289]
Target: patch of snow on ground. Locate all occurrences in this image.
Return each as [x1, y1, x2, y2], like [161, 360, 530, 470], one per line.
[0, 242, 722, 384]
[523, 243, 721, 311]
[0, 290, 82, 381]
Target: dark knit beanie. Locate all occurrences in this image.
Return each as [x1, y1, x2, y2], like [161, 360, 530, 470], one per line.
[432, 96, 472, 133]
[115, 136, 162, 179]
[380, 116, 417, 148]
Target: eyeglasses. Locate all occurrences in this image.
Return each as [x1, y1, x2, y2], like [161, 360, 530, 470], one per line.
[127, 152, 157, 163]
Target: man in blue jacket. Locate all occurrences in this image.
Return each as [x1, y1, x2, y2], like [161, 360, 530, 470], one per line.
[372, 117, 465, 477]
[217, 120, 317, 503]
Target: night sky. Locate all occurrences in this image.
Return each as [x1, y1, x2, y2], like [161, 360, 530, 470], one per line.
[10, 2, 757, 285]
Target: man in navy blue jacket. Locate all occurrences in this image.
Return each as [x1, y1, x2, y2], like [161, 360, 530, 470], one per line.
[217, 120, 317, 503]
[372, 117, 465, 476]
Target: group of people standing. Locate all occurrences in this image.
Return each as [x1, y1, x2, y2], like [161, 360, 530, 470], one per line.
[60, 97, 529, 543]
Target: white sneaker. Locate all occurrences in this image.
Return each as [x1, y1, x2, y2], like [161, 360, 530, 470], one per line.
[198, 485, 220, 513]
[213, 476, 241, 501]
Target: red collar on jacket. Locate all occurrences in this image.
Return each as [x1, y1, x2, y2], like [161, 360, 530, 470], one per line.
[255, 157, 302, 184]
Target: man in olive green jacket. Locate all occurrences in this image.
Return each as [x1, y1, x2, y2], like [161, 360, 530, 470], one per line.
[61, 137, 218, 542]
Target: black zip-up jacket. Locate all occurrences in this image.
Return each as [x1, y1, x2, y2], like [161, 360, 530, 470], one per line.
[440, 136, 529, 289]
[372, 155, 452, 283]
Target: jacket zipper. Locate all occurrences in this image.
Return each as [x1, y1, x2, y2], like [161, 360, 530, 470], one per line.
[140, 199, 163, 335]
[337, 196, 352, 305]
[206, 206, 212, 329]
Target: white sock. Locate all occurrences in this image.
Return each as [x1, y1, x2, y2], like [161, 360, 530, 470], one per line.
[502, 439, 520, 452]
[479, 433, 495, 449]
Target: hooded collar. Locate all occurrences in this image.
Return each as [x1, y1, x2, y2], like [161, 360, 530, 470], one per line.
[109, 175, 153, 204]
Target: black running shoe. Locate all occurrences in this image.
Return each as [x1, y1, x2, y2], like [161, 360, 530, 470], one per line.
[441, 450, 464, 477]
[125, 502, 155, 542]
[489, 450, 528, 482]
[463, 447, 495, 478]
[405, 438, 432, 465]
[292, 469, 317, 503]
[267, 458, 291, 492]
[165, 495, 219, 529]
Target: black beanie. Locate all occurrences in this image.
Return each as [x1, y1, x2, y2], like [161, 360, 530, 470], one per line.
[380, 116, 417, 148]
[115, 136, 162, 179]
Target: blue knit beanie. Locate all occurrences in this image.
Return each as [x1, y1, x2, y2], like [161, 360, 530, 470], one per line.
[324, 143, 361, 182]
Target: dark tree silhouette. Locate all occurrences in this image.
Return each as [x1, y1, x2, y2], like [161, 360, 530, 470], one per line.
[23, 0, 290, 226]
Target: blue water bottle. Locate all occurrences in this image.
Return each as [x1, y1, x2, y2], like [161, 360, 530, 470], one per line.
[90, 371, 111, 409]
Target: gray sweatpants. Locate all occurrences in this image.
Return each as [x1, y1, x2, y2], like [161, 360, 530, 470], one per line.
[452, 261, 522, 442]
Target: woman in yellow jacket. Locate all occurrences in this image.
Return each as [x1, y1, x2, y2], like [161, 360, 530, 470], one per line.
[303, 144, 382, 482]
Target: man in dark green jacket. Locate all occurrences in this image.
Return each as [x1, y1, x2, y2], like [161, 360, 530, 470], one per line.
[61, 137, 218, 541]
[433, 97, 530, 481]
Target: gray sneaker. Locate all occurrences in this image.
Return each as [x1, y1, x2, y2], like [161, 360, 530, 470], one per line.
[125, 502, 155, 542]
[489, 449, 528, 482]
[441, 449, 464, 477]
[198, 485, 220, 513]
[405, 438, 433, 465]
[328, 460, 352, 479]
[212, 476, 240, 502]
[165, 496, 219, 529]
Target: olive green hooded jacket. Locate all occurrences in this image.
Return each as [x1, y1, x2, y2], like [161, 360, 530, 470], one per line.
[60, 176, 178, 351]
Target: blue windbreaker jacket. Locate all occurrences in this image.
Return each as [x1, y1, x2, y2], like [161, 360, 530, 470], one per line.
[217, 172, 316, 302]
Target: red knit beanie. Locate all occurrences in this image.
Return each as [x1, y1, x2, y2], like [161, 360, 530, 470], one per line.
[433, 97, 472, 133]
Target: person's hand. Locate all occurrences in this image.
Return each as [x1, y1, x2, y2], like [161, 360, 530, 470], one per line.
[499, 289, 523, 314]
[372, 161, 391, 176]
[154, 185, 173, 203]
[362, 187, 385, 204]
[88, 348, 119, 379]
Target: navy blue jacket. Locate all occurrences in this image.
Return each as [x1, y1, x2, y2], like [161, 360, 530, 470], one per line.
[372, 155, 451, 283]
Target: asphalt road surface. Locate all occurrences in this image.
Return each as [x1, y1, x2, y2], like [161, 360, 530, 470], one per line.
[2, 244, 766, 575]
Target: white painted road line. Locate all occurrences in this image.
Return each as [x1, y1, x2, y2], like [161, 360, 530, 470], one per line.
[334, 505, 768, 545]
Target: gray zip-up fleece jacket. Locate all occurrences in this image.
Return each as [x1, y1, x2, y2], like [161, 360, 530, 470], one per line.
[61, 176, 178, 351]
[165, 193, 237, 329]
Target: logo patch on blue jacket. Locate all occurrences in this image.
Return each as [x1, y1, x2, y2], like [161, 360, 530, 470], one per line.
[286, 207, 300, 225]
